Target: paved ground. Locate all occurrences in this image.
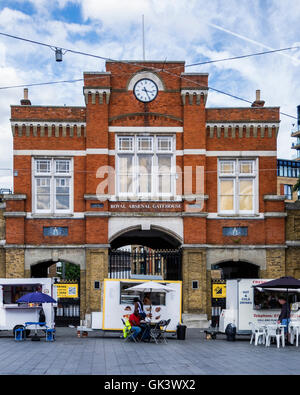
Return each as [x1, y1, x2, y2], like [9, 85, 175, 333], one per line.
[0, 327, 300, 375]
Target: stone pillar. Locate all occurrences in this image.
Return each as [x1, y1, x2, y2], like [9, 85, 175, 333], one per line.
[80, 269, 86, 320]
[182, 248, 207, 314]
[260, 248, 286, 279]
[85, 248, 109, 318]
[5, 249, 25, 278]
[0, 248, 5, 278]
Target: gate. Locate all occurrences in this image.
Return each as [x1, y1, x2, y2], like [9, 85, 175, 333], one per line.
[54, 281, 80, 327]
[211, 279, 226, 328]
[109, 248, 182, 281]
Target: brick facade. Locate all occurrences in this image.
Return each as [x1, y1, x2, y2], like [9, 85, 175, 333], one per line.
[4, 60, 287, 320]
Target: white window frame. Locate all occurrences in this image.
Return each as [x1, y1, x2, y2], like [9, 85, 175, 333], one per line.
[218, 158, 258, 215]
[116, 135, 176, 200]
[32, 157, 73, 214]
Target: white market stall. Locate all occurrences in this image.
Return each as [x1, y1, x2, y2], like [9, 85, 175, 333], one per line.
[0, 278, 55, 335]
[219, 279, 300, 335]
[90, 279, 182, 332]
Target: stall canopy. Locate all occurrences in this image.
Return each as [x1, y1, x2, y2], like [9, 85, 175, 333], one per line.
[17, 291, 57, 304]
[125, 281, 175, 293]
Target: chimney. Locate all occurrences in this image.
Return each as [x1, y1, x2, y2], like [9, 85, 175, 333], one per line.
[20, 88, 31, 105]
[251, 89, 265, 108]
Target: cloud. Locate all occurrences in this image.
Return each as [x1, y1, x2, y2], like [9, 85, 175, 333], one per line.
[0, 0, 299, 188]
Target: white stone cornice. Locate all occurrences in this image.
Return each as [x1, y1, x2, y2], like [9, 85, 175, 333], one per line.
[206, 122, 280, 138]
[11, 121, 86, 137]
[83, 88, 111, 105]
[181, 89, 208, 105]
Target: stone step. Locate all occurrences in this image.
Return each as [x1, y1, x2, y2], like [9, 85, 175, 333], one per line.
[182, 314, 211, 329]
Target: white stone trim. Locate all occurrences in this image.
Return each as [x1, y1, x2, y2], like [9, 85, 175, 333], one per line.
[109, 126, 183, 133]
[207, 213, 265, 219]
[14, 150, 86, 156]
[264, 195, 286, 201]
[264, 212, 287, 218]
[26, 212, 85, 219]
[11, 121, 86, 137]
[127, 71, 164, 91]
[176, 150, 277, 157]
[286, 241, 300, 247]
[83, 88, 111, 105]
[206, 122, 279, 138]
[181, 89, 208, 105]
[206, 151, 277, 157]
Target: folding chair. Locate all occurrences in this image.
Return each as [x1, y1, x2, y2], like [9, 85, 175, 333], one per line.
[149, 320, 170, 344]
[159, 319, 171, 344]
[121, 319, 138, 343]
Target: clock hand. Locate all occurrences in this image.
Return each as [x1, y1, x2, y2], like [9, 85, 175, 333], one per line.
[143, 87, 151, 100]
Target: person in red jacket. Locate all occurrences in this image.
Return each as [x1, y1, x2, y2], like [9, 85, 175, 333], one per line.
[129, 311, 141, 340]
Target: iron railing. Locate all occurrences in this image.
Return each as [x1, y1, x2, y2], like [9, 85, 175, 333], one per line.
[109, 249, 182, 281]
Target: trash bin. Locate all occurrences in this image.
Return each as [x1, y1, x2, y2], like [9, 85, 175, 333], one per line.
[177, 324, 187, 340]
[225, 323, 236, 341]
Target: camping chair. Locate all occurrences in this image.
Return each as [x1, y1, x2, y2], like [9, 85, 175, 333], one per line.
[121, 319, 138, 343]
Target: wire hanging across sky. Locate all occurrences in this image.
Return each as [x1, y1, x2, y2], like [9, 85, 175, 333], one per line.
[0, 30, 298, 120]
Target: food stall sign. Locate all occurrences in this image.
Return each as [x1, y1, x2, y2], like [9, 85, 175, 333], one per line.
[54, 284, 78, 298]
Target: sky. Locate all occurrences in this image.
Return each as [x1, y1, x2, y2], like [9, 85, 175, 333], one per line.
[0, 0, 299, 189]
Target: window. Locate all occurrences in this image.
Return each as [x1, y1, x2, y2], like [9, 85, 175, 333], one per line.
[284, 184, 293, 200]
[218, 159, 257, 214]
[33, 158, 72, 214]
[116, 135, 175, 199]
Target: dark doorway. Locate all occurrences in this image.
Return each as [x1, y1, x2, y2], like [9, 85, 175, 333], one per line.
[211, 261, 259, 280]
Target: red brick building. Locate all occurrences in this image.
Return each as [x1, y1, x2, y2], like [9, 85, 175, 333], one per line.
[3, 60, 286, 323]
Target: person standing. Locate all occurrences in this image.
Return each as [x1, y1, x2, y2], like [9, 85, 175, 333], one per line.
[277, 297, 291, 344]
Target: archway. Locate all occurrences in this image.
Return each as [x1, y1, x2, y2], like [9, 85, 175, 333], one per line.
[30, 260, 80, 327]
[109, 226, 182, 281]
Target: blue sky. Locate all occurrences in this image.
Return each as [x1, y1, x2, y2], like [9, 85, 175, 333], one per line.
[0, 0, 300, 188]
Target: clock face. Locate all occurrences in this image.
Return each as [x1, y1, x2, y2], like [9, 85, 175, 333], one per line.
[133, 78, 158, 103]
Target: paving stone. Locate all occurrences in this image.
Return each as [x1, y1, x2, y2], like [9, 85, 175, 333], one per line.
[1, 328, 300, 375]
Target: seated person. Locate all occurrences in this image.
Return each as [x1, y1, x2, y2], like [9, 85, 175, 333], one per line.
[129, 311, 142, 340]
[133, 297, 146, 320]
[129, 311, 150, 341]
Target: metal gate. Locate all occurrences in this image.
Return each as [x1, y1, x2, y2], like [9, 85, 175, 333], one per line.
[109, 248, 182, 281]
[54, 282, 80, 327]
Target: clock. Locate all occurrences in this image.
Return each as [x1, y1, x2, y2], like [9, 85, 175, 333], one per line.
[133, 78, 158, 103]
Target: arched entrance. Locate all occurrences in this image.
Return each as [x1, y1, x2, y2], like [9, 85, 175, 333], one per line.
[30, 260, 80, 327]
[109, 226, 182, 281]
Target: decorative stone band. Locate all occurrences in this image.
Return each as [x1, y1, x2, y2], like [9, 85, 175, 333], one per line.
[181, 89, 208, 105]
[206, 122, 280, 138]
[11, 122, 86, 138]
[3, 194, 26, 200]
[4, 212, 26, 217]
[263, 195, 286, 201]
[83, 88, 111, 105]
